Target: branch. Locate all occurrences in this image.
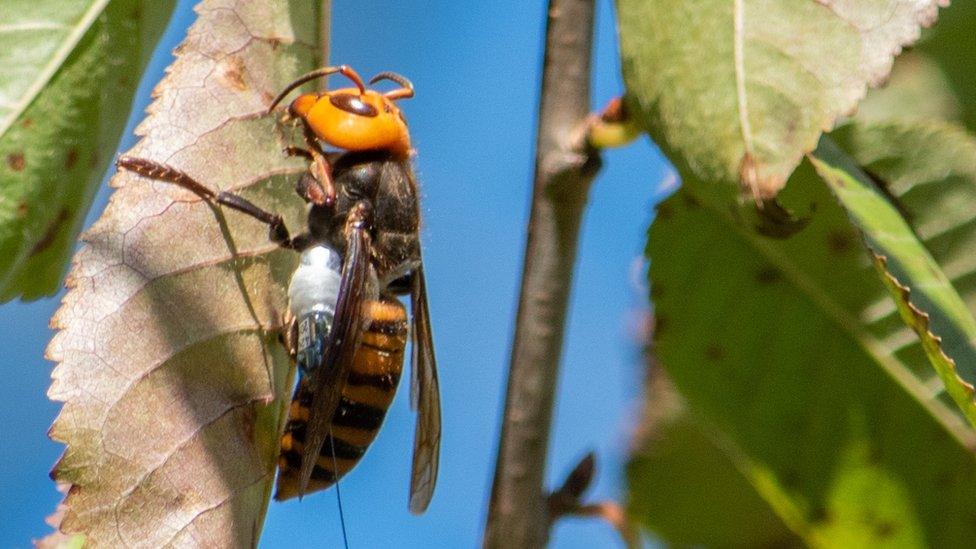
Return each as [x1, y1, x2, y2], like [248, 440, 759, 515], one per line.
[483, 0, 601, 547]
[319, 0, 331, 71]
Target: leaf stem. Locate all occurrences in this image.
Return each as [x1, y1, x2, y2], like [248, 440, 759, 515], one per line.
[483, 0, 601, 546]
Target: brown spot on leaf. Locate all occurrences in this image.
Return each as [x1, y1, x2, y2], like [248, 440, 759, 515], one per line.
[868, 444, 883, 464]
[649, 283, 664, 299]
[655, 202, 673, 220]
[172, 490, 187, 508]
[654, 315, 667, 336]
[240, 405, 257, 441]
[65, 149, 78, 170]
[779, 468, 801, 490]
[17, 202, 28, 218]
[755, 265, 780, 285]
[875, 521, 897, 539]
[21, 118, 33, 128]
[704, 343, 724, 361]
[785, 117, 798, 136]
[827, 230, 855, 254]
[681, 193, 700, 209]
[29, 208, 71, 257]
[218, 56, 248, 91]
[7, 153, 25, 171]
[929, 429, 950, 445]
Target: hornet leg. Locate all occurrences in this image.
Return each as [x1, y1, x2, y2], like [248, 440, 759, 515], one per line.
[117, 156, 311, 250]
[301, 126, 336, 207]
[283, 146, 332, 207]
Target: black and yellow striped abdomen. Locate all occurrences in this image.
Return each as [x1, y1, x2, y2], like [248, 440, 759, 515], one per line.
[275, 298, 408, 500]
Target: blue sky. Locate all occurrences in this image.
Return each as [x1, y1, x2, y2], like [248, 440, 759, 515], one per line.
[0, 1, 673, 547]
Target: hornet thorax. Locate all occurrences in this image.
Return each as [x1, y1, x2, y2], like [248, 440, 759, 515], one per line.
[307, 150, 421, 287]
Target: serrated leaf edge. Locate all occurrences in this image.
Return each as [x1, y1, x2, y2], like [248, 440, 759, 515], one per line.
[870, 251, 976, 431]
[656, 185, 976, 448]
[736, 0, 947, 197]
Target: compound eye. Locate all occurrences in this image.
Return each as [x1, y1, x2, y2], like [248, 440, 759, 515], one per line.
[329, 93, 378, 117]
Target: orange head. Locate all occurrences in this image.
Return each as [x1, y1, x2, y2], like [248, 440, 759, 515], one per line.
[269, 66, 413, 157]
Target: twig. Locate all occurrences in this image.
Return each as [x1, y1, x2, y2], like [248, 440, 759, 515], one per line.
[483, 0, 601, 547]
[547, 453, 597, 519]
[570, 502, 641, 549]
[319, 1, 331, 71]
[547, 454, 641, 549]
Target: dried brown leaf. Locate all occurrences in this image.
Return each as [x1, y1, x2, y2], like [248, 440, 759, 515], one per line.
[34, 483, 85, 549]
[45, 1, 318, 546]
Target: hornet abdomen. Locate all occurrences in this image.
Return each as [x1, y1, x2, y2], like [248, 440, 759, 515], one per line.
[275, 298, 408, 500]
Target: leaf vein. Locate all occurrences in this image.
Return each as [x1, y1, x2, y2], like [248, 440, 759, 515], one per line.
[733, 0, 753, 158]
[0, 0, 112, 137]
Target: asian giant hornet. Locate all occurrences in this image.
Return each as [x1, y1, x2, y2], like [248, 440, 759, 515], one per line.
[117, 65, 440, 514]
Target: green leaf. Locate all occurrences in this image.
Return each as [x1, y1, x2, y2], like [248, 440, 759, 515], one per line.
[855, 52, 960, 126]
[811, 135, 976, 427]
[616, 0, 944, 198]
[635, 158, 976, 546]
[0, 0, 175, 301]
[628, 372, 801, 548]
[0, 0, 107, 132]
[832, 121, 976, 314]
[46, 1, 319, 545]
[915, 1, 976, 131]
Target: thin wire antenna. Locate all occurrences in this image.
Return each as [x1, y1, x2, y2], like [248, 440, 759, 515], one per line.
[329, 429, 350, 549]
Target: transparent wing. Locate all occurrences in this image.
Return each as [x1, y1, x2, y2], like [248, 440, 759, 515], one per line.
[408, 263, 441, 514]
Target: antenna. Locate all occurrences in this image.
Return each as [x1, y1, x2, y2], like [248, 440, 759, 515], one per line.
[268, 65, 368, 113]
